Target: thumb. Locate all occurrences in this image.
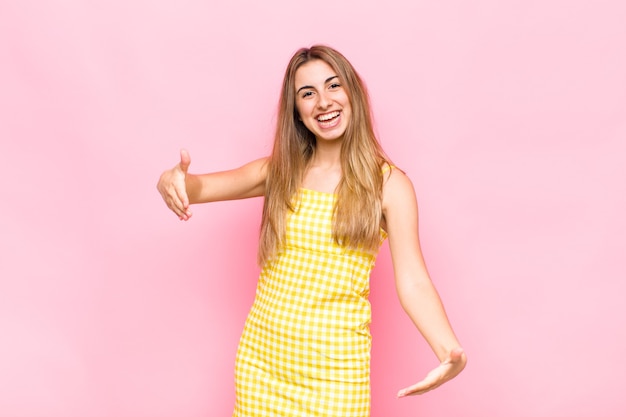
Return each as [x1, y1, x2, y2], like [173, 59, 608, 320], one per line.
[179, 148, 191, 173]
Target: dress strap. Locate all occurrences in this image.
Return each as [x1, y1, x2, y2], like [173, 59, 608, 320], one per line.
[381, 164, 396, 174]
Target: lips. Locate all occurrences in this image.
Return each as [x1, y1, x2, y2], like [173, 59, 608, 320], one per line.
[316, 111, 341, 128]
[317, 110, 340, 122]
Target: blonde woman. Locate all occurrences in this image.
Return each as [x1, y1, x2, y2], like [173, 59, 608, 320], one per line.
[157, 45, 466, 417]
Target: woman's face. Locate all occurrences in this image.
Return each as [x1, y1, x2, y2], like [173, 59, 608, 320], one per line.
[294, 59, 352, 143]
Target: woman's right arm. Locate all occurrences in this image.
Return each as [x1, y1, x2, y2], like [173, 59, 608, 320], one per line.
[156, 149, 269, 220]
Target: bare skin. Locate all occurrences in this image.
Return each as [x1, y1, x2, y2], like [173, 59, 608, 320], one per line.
[157, 149, 268, 220]
[156, 59, 466, 397]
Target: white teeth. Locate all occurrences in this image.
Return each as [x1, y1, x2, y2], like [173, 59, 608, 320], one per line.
[317, 111, 340, 121]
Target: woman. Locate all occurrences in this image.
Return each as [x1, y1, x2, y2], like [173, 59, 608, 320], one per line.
[157, 45, 466, 417]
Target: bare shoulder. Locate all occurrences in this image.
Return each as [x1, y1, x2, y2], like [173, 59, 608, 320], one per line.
[383, 166, 417, 209]
[381, 167, 421, 245]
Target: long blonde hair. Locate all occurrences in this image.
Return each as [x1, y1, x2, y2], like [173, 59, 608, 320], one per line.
[258, 45, 391, 265]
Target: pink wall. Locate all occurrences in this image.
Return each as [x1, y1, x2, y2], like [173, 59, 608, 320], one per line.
[1, 1, 625, 416]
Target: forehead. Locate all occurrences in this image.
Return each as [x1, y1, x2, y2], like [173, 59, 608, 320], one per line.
[294, 60, 337, 88]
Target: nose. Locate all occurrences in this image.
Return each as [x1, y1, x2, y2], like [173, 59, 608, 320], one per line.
[317, 91, 332, 109]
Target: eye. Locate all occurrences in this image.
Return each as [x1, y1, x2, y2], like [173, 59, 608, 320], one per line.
[329, 83, 341, 90]
[301, 90, 314, 98]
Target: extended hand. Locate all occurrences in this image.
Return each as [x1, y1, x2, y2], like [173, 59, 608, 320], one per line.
[157, 149, 193, 220]
[397, 347, 466, 397]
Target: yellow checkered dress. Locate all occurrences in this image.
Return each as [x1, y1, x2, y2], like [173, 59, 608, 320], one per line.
[233, 188, 386, 417]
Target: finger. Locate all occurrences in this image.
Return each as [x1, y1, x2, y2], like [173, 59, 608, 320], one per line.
[171, 203, 191, 221]
[159, 182, 187, 218]
[169, 190, 191, 219]
[397, 374, 438, 397]
[180, 148, 191, 174]
[164, 194, 186, 218]
[397, 348, 467, 398]
[157, 162, 192, 220]
[180, 208, 192, 220]
[174, 182, 190, 211]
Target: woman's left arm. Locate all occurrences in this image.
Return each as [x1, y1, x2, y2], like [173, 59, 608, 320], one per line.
[382, 169, 467, 397]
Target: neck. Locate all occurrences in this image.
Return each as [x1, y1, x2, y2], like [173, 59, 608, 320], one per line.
[310, 139, 342, 169]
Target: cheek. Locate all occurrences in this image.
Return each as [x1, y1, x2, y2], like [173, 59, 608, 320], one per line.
[344, 100, 353, 118]
[342, 94, 352, 109]
[296, 100, 310, 115]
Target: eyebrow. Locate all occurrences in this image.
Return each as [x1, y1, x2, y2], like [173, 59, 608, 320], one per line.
[296, 75, 339, 94]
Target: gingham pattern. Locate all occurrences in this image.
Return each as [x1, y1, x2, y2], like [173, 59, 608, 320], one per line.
[233, 188, 386, 417]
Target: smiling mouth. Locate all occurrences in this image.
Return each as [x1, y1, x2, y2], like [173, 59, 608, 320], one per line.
[317, 111, 341, 125]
